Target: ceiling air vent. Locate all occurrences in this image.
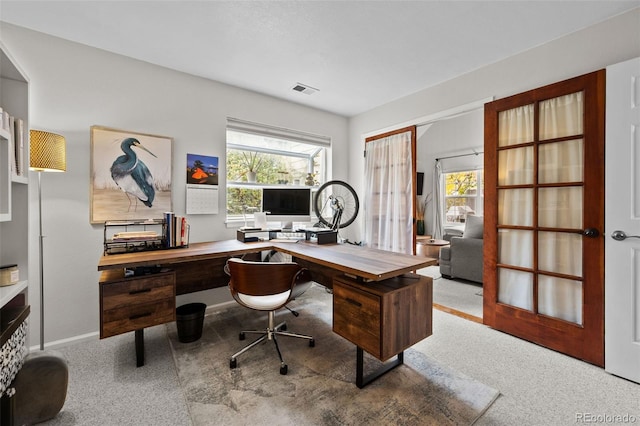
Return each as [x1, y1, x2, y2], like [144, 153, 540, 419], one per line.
[291, 83, 319, 95]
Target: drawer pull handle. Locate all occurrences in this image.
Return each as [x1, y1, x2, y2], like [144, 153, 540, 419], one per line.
[129, 312, 152, 320]
[129, 288, 152, 295]
[345, 297, 362, 307]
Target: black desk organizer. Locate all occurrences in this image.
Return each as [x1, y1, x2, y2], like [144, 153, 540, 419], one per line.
[104, 220, 189, 254]
[236, 228, 337, 244]
[302, 229, 337, 244]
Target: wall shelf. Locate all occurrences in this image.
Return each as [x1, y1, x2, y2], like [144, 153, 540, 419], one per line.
[0, 280, 28, 310]
[0, 42, 30, 406]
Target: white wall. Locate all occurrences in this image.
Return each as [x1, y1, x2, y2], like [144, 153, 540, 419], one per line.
[0, 23, 349, 348]
[416, 110, 484, 237]
[2, 7, 639, 347]
[346, 8, 640, 243]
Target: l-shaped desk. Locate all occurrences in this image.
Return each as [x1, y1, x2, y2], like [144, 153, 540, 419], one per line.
[97, 239, 437, 387]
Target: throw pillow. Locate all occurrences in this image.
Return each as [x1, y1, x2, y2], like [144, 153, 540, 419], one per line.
[463, 215, 483, 239]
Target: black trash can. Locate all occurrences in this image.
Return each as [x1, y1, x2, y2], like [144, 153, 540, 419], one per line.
[176, 303, 206, 343]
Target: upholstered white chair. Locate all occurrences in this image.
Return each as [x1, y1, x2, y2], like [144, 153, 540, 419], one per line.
[226, 258, 315, 375]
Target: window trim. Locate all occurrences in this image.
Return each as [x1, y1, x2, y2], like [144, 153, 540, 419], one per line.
[442, 169, 484, 227]
[225, 118, 330, 226]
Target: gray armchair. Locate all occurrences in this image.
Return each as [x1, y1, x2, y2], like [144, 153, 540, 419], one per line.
[439, 215, 483, 284]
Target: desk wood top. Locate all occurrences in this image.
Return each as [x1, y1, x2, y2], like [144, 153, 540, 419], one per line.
[97, 239, 437, 281]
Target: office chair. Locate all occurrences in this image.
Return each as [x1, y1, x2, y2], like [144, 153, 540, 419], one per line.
[226, 258, 315, 375]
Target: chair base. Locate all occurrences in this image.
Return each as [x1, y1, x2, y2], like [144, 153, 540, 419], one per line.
[229, 311, 314, 375]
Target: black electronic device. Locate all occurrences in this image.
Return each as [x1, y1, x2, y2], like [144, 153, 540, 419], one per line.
[237, 229, 272, 243]
[304, 229, 338, 245]
[262, 187, 312, 227]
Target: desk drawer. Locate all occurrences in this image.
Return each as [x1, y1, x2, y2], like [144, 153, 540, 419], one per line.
[101, 273, 175, 311]
[102, 299, 175, 338]
[100, 271, 176, 338]
[333, 280, 381, 357]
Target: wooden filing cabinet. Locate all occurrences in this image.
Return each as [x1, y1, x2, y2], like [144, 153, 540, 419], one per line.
[99, 269, 176, 339]
[333, 273, 432, 361]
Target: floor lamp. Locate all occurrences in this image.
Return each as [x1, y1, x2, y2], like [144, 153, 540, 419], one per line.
[29, 130, 66, 351]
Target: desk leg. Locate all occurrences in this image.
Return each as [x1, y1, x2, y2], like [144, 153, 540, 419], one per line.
[1, 392, 14, 426]
[355, 346, 404, 389]
[135, 329, 145, 367]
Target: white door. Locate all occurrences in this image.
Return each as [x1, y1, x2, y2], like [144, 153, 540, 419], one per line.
[605, 57, 640, 384]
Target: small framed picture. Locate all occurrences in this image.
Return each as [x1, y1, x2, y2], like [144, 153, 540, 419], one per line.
[186, 153, 219, 185]
[90, 126, 173, 224]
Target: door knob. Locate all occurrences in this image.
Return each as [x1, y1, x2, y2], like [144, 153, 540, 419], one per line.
[611, 230, 640, 241]
[583, 228, 600, 238]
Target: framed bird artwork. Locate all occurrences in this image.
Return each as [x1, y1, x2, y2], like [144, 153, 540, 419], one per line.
[90, 126, 173, 224]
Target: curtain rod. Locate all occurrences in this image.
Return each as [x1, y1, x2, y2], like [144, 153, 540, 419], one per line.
[435, 151, 484, 161]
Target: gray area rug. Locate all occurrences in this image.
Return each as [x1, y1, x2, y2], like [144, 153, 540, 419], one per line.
[167, 284, 499, 425]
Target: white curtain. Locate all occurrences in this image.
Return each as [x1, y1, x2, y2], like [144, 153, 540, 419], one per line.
[364, 131, 413, 254]
[497, 92, 583, 324]
[497, 104, 536, 311]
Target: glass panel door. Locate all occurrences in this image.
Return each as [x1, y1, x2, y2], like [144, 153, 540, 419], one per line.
[484, 70, 605, 366]
[497, 103, 535, 311]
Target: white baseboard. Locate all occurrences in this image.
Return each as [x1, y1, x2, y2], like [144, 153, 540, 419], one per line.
[30, 331, 99, 352]
[29, 300, 238, 352]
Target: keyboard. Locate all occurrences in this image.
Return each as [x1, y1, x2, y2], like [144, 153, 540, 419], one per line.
[274, 232, 306, 240]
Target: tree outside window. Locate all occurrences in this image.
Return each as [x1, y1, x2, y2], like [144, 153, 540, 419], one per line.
[444, 170, 483, 223]
[226, 128, 326, 221]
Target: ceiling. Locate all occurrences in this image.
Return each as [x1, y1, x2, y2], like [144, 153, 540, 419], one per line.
[1, 1, 638, 117]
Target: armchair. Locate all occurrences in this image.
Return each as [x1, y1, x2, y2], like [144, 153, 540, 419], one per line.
[439, 215, 484, 284]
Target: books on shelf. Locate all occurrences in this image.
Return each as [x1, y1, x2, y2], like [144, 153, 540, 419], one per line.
[164, 212, 189, 248]
[1, 107, 26, 177]
[14, 118, 24, 177]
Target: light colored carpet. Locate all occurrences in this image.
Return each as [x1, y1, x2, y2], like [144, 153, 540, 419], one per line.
[41, 326, 190, 425]
[417, 266, 483, 318]
[167, 284, 499, 426]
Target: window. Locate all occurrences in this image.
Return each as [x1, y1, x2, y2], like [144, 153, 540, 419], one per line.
[226, 118, 330, 223]
[443, 170, 483, 225]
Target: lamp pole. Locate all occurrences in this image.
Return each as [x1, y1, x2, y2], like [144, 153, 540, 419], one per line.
[38, 171, 45, 351]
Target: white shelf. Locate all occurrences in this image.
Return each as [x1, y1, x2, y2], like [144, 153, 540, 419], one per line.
[0, 280, 28, 309]
[11, 175, 27, 184]
[0, 42, 30, 306]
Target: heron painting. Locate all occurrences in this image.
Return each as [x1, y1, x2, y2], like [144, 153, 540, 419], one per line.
[111, 138, 157, 210]
[90, 126, 173, 223]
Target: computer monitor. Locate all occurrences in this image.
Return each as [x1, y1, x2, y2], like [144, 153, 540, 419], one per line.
[262, 187, 312, 229]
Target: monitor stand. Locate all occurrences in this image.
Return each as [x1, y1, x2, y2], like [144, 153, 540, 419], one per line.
[281, 221, 294, 231]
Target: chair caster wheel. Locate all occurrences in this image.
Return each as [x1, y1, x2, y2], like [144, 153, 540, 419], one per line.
[280, 364, 288, 375]
[239, 332, 245, 340]
[309, 339, 315, 347]
[230, 358, 237, 369]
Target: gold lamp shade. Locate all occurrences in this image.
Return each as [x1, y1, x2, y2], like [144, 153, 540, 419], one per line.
[30, 130, 66, 172]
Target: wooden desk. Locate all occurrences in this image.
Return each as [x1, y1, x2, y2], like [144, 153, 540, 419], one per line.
[97, 240, 437, 386]
[98, 239, 434, 281]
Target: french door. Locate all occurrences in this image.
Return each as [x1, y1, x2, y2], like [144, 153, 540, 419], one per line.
[484, 70, 605, 366]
